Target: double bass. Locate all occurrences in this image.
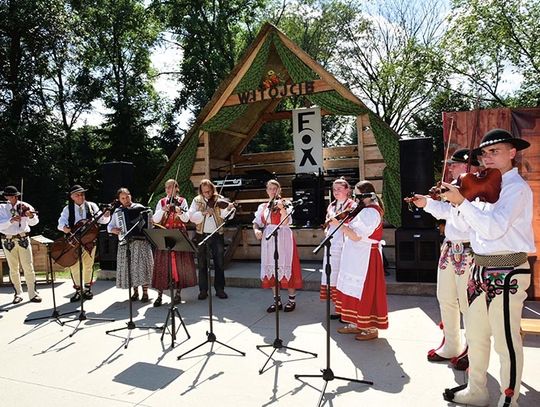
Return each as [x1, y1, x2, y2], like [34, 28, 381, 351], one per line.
[51, 201, 116, 268]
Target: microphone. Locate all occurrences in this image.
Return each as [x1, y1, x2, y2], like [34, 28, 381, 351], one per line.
[354, 192, 377, 200]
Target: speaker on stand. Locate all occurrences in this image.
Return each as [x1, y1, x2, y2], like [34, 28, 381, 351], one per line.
[292, 173, 325, 227]
[395, 137, 441, 282]
[98, 161, 135, 270]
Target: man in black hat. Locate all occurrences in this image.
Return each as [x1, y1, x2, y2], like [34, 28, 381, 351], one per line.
[57, 185, 110, 302]
[413, 148, 480, 371]
[0, 186, 41, 304]
[439, 129, 534, 407]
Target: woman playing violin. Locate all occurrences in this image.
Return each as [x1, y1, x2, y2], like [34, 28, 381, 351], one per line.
[334, 181, 388, 341]
[253, 179, 302, 312]
[0, 185, 41, 304]
[189, 179, 235, 300]
[151, 179, 196, 307]
[320, 178, 356, 318]
[439, 129, 534, 407]
[57, 184, 111, 302]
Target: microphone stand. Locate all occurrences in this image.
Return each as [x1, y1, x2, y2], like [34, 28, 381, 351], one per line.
[295, 214, 373, 406]
[177, 208, 245, 360]
[106, 214, 162, 348]
[256, 200, 317, 374]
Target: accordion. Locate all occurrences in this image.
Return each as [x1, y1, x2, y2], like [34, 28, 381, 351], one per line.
[116, 206, 152, 243]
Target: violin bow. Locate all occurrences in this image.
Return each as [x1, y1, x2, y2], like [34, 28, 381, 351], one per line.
[441, 116, 455, 182]
[468, 93, 482, 172]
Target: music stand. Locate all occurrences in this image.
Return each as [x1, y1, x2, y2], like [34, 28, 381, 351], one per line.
[256, 202, 317, 374]
[177, 209, 245, 360]
[24, 235, 77, 324]
[295, 214, 372, 406]
[106, 216, 162, 348]
[144, 228, 191, 348]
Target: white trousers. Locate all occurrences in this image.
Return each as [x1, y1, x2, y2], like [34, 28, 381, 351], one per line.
[435, 245, 473, 357]
[458, 265, 530, 407]
[2, 238, 37, 299]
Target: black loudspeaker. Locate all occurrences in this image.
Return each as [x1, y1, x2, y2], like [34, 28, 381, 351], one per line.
[97, 230, 118, 270]
[399, 138, 436, 229]
[100, 161, 135, 203]
[292, 173, 325, 227]
[395, 227, 440, 282]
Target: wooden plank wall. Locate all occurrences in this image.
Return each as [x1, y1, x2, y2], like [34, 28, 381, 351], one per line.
[187, 120, 395, 265]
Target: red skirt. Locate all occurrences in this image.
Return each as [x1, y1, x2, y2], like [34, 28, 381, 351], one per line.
[262, 237, 303, 289]
[335, 246, 388, 329]
[320, 285, 338, 303]
[152, 249, 197, 291]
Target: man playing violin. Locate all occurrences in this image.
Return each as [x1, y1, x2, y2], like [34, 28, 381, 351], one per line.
[0, 185, 41, 304]
[413, 148, 480, 370]
[189, 179, 235, 300]
[57, 184, 111, 302]
[437, 129, 534, 407]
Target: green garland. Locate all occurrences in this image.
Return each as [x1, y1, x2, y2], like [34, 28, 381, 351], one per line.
[152, 32, 403, 226]
[148, 133, 199, 209]
[273, 35, 402, 226]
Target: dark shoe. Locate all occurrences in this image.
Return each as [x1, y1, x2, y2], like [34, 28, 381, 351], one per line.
[330, 314, 340, 320]
[12, 295, 23, 304]
[283, 301, 296, 312]
[216, 290, 228, 299]
[83, 290, 93, 300]
[130, 291, 139, 301]
[140, 293, 150, 303]
[70, 291, 81, 303]
[198, 291, 208, 300]
[452, 355, 469, 371]
[30, 295, 42, 303]
[153, 296, 162, 307]
[266, 302, 282, 313]
[427, 349, 451, 362]
[173, 293, 182, 305]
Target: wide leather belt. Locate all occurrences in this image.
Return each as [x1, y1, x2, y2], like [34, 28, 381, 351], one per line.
[474, 252, 528, 268]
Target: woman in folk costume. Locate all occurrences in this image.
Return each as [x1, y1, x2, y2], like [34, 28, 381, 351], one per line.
[107, 188, 153, 302]
[151, 179, 197, 307]
[320, 178, 356, 318]
[335, 181, 388, 341]
[252, 179, 303, 312]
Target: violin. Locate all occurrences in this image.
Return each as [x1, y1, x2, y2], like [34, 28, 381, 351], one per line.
[207, 196, 237, 210]
[325, 204, 363, 227]
[17, 203, 38, 217]
[457, 168, 501, 203]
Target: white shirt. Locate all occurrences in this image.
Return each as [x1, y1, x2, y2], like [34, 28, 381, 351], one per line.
[190, 197, 234, 233]
[0, 200, 39, 236]
[57, 200, 110, 231]
[424, 198, 470, 242]
[457, 168, 535, 255]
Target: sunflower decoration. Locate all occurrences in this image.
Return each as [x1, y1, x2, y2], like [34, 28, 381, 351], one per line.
[261, 70, 282, 90]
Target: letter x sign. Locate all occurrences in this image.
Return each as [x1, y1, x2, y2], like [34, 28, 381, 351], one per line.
[293, 107, 323, 173]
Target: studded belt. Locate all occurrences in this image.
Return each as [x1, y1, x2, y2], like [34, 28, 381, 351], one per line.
[474, 252, 528, 268]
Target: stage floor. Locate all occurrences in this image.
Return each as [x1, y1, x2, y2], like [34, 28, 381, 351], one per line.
[1, 279, 539, 406]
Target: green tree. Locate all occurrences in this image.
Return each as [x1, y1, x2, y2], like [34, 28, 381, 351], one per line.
[443, 0, 540, 107]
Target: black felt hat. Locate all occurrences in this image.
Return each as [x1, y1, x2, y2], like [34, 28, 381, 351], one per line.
[474, 128, 530, 153]
[69, 184, 87, 195]
[445, 148, 480, 167]
[1, 185, 21, 196]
